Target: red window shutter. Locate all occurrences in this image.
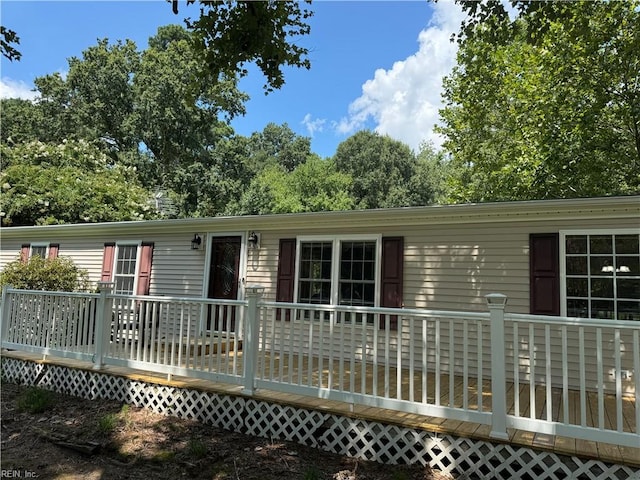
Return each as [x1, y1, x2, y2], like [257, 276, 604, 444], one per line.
[136, 242, 154, 296]
[20, 244, 30, 263]
[276, 239, 296, 321]
[380, 237, 404, 330]
[529, 233, 560, 315]
[48, 244, 59, 259]
[101, 243, 116, 282]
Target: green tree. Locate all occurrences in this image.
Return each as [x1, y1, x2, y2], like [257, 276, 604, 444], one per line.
[0, 99, 42, 145]
[0, 141, 155, 226]
[232, 157, 354, 215]
[245, 123, 313, 173]
[178, 0, 313, 93]
[440, 0, 640, 202]
[333, 131, 435, 209]
[411, 143, 451, 206]
[134, 25, 246, 174]
[66, 39, 140, 153]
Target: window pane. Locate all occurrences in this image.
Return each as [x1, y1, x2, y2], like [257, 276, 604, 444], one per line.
[590, 235, 612, 254]
[117, 246, 138, 274]
[590, 256, 614, 275]
[616, 256, 639, 275]
[591, 278, 613, 298]
[298, 242, 332, 305]
[567, 299, 588, 318]
[591, 300, 615, 319]
[115, 277, 134, 295]
[566, 278, 588, 297]
[617, 301, 640, 321]
[617, 279, 640, 299]
[338, 241, 376, 308]
[566, 235, 587, 254]
[31, 246, 47, 258]
[616, 235, 639, 255]
[566, 256, 587, 275]
[364, 261, 375, 281]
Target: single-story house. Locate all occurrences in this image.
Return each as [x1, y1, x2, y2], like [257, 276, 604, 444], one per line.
[2, 195, 639, 466]
[2, 195, 638, 322]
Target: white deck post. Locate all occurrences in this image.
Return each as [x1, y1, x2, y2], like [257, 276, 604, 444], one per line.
[93, 282, 114, 369]
[486, 293, 509, 441]
[0, 285, 12, 344]
[242, 285, 265, 395]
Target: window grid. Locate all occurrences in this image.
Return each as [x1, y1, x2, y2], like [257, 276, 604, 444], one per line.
[296, 238, 379, 324]
[565, 233, 640, 320]
[297, 242, 333, 304]
[114, 245, 138, 295]
[30, 245, 48, 259]
[339, 241, 376, 307]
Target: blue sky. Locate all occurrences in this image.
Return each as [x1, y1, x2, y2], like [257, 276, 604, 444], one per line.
[0, 1, 465, 158]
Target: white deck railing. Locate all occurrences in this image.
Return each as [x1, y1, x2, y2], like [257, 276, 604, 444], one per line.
[1, 285, 638, 449]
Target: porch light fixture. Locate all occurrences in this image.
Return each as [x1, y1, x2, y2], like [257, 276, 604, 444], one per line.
[191, 234, 202, 250]
[248, 231, 260, 249]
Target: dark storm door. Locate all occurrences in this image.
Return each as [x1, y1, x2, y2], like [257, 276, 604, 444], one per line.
[207, 236, 241, 332]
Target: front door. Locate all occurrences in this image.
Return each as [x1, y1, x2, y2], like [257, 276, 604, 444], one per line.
[207, 236, 241, 331]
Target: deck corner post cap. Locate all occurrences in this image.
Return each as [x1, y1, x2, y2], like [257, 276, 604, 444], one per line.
[485, 293, 507, 307]
[245, 284, 266, 295]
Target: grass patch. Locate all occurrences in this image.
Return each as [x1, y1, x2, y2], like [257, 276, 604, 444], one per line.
[16, 387, 55, 413]
[97, 413, 120, 434]
[187, 438, 208, 459]
[152, 449, 176, 462]
[303, 466, 322, 480]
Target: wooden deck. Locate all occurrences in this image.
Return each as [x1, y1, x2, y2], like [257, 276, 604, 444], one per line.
[2, 349, 639, 468]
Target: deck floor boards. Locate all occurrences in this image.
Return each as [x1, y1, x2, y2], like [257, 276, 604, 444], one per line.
[2, 349, 638, 468]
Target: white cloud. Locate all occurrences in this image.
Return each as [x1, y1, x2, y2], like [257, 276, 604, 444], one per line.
[336, 0, 465, 151]
[0, 77, 37, 101]
[301, 113, 326, 136]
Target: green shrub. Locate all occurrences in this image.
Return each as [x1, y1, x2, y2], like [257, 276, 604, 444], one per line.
[0, 254, 89, 291]
[16, 387, 55, 413]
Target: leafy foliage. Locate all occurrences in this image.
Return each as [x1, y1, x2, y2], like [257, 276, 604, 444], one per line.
[440, 0, 640, 202]
[181, 0, 313, 93]
[0, 141, 154, 226]
[0, 255, 89, 292]
[334, 131, 440, 209]
[0, 99, 42, 145]
[0, 25, 21, 61]
[232, 157, 354, 215]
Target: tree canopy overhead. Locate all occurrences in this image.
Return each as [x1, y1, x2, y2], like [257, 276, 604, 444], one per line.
[439, 0, 640, 202]
[0, 26, 20, 61]
[173, 0, 313, 93]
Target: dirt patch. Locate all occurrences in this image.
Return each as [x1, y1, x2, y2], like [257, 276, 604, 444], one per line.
[1, 382, 455, 479]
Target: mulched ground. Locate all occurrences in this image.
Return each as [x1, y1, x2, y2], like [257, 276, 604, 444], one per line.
[1, 382, 456, 480]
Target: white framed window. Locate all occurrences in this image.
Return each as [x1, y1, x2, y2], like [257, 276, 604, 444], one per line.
[561, 229, 640, 320]
[30, 243, 49, 259]
[113, 243, 140, 295]
[295, 235, 381, 321]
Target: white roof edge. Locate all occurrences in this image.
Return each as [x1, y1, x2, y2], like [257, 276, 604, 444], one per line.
[1, 195, 638, 239]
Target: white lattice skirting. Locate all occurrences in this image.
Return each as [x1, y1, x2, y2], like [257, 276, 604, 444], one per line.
[2, 357, 638, 480]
